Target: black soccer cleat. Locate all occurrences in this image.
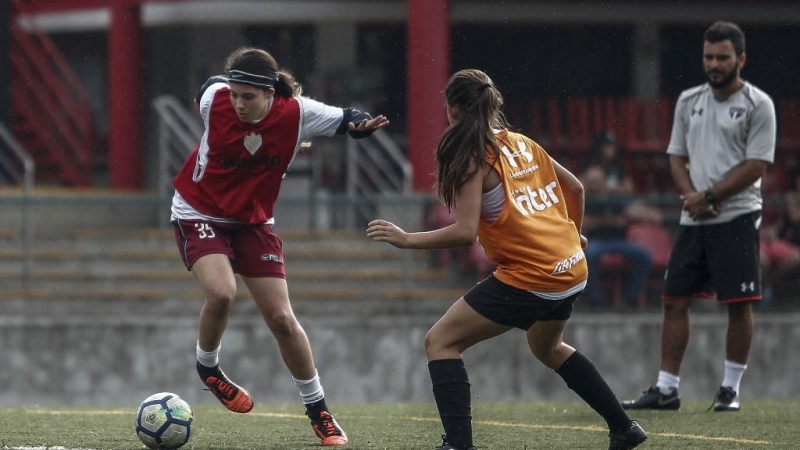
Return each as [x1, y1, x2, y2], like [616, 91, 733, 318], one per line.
[621, 386, 680, 410]
[608, 421, 647, 450]
[434, 435, 476, 450]
[709, 386, 740, 412]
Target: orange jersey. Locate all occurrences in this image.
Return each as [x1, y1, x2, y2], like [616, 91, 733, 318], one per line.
[477, 130, 587, 291]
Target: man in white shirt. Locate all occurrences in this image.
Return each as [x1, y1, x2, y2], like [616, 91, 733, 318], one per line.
[622, 21, 776, 413]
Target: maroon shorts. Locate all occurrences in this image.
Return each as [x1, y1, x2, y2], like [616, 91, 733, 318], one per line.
[172, 219, 285, 278]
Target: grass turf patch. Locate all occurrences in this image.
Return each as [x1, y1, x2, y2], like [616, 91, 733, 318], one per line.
[2, 400, 796, 449]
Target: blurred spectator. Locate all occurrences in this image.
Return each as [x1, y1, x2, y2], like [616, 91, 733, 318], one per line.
[584, 131, 635, 194]
[760, 170, 800, 306]
[760, 225, 800, 306]
[581, 165, 660, 308]
[781, 168, 800, 247]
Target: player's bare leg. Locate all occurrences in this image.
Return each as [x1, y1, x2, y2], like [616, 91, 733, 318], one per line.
[726, 301, 753, 365]
[710, 301, 754, 411]
[661, 299, 691, 375]
[244, 276, 347, 445]
[193, 254, 237, 351]
[622, 298, 689, 410]
[192, 254, 254, 413]
[243, 277, 316, 379]
[425, 298, 509, 450]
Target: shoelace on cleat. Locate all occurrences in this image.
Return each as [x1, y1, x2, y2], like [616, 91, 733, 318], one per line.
[204, 377, 237, 400]
[316, 412, 340, 436]
[707, 388, 735, 411]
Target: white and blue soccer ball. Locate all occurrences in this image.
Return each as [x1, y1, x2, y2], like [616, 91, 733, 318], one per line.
[135, 392, 194, 449]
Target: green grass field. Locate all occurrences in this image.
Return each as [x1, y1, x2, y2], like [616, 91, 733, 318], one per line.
[2, 400, 797, 449]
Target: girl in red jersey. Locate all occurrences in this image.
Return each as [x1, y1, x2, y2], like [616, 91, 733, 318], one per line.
[367, 69, 646, 450]
[171, 46, 388, 446]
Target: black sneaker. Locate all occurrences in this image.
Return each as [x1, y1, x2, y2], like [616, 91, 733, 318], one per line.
[434, 435, 476, 450]
[621, 386, 680, 410]
[608, 421, 647, 450]
[709, 386, 740, 412]
[197, 362, 254, 413]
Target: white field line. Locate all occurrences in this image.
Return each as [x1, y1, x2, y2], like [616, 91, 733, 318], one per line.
[22, 409, 773, 446]
[4, 447, 100, 450]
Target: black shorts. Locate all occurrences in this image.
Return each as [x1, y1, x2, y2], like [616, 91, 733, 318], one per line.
[662, 211, 761, 304]
[463, 275, 579, 330]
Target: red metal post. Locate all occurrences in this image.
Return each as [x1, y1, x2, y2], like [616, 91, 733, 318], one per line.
[108, 2, 143, 189]
[0, 1, 10, 125]
[407, 0, 449, 193]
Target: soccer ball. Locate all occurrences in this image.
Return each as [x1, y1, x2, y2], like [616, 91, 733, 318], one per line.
[135, 392, 194, 449]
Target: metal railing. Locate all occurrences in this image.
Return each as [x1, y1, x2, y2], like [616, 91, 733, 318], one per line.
[152, 95, 203, 226]
[0, 122, 35, 288]
[11, 4, 94, 185]
[346, 128, 413, 227]
[345, 128, 413, 286]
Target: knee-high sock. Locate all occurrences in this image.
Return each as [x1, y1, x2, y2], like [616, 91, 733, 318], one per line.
[429, 359, 473, 449]
[555, 351, 631, 433]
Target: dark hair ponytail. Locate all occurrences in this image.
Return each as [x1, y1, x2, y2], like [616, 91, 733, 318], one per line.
[436, 69, 508, 210]
[274, 71, 301, 97]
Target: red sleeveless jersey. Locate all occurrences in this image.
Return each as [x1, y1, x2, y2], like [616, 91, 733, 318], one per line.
[173, 87, 301, 223]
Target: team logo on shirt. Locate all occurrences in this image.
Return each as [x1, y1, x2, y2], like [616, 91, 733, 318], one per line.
[552, 250, 585, 275]
[512, 181, 560, 215]
[261, 253, 284, 263]
[728, 106, 746, 120]
[243, 132, 263, 155]
[501, 142, 534, 168]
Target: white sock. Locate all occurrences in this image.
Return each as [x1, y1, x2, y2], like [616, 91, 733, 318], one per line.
[656, 370, 680, 395]
[293, 372, 324, 405]
[722, 360, 747, 394]
[196, 341, 220, 368]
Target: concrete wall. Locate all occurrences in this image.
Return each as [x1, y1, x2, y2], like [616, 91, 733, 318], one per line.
[1, 307, 798, 408]
[0, 193, 164, 237]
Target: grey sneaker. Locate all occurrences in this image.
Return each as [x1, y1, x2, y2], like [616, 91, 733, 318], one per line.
[608, 421, 647, 450]
[622, 386, 680, 410]
[709, 386, 740, 412]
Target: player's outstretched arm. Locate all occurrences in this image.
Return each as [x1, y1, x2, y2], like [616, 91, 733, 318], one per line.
[367, 164, 484, 250]
[335, 107, 389, 139]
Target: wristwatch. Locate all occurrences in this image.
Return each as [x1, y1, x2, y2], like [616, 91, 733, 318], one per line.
[704, 189, 717, 205]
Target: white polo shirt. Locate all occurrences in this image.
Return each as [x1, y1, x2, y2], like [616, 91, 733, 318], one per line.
[667, 81, 776, 225]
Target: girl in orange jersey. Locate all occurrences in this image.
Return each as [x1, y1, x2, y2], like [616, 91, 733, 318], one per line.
[367, 69, 646, 450]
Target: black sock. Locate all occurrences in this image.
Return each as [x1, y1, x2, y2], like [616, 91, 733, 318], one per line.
[305, 397, 329, 418]
[195, 361, 219, 379]
[428, 359, 473, 449]
[555, 351, 631, 433]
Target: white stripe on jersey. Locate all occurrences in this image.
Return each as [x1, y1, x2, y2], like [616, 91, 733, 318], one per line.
[170, 191, 275, 225]
[192, 82, 227, 182]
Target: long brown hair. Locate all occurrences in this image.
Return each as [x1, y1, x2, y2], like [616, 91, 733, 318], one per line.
[436, 69, 508, 210]
[223, 46, 302, 97]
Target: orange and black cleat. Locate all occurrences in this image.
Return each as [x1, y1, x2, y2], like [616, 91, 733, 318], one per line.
[309, 410, 348, 446]
[197, 362, 254, 413]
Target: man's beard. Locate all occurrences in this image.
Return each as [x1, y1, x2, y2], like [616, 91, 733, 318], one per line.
[706, 67, 738, 89]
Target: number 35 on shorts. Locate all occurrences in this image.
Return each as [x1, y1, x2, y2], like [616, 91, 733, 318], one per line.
[194, 223, 216, 239]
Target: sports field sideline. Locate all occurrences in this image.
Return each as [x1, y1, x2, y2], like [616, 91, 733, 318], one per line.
[2, 399, 796, 449]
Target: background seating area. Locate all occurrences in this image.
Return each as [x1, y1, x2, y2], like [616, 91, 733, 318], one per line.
[505, 96, 800, 194]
